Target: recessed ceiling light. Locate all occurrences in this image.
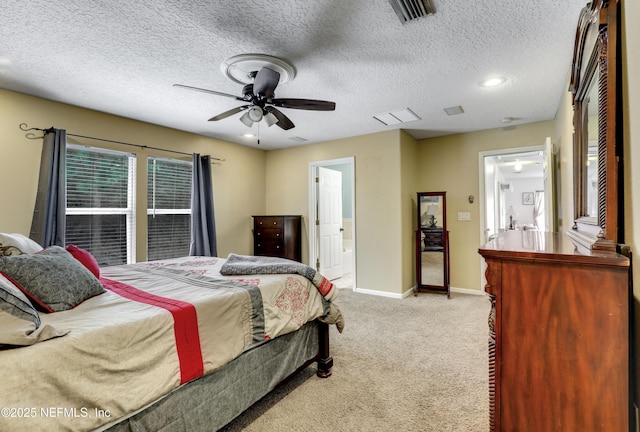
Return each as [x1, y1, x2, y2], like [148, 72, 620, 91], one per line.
[480, 77, 507, 87]
[242, 133, 255, 138]
[514, 160, 523, 172]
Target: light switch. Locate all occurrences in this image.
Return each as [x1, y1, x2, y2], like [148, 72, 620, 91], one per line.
[458, 212, 471, 221]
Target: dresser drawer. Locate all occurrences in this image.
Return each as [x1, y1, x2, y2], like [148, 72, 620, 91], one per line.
[255, 228, 283, 242]
[255, 239, 283, 255]
[254, 217, 283, 229]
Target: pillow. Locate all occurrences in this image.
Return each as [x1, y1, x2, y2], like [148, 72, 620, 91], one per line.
[0, 233, 43, 256]
[0, 274, 68, 346]
[66, 244, 100, 278]
[0, 246, 105, 312]
[0, 274, 39, 327]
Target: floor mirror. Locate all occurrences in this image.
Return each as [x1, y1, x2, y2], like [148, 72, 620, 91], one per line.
[415, 191, 450, 298]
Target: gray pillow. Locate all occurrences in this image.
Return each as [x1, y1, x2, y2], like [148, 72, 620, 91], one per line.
[0, 246, 105, 312]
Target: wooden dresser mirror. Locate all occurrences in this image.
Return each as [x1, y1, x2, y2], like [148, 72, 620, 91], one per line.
[567, 0, 621, 251]
[415, 192, 450, 298]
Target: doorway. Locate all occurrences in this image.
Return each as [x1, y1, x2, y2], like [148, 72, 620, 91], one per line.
[309, 157, 356, 290]
[478, 139, 556, 288]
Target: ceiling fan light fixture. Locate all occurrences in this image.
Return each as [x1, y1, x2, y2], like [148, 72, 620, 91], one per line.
[247, 106, 263, 122]
[239, 111, 254, 127]
[264, 111, 278, 127]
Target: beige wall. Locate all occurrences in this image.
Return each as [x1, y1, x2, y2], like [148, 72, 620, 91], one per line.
[400, 131, 419, 292]
[0, 89, 266, 261]
[417, 121, 555, 291]
[265, 130, 409, 295]
[622, 0, 639, 296]
[553, 75, 575, 234]
[621, 0, 640, 403]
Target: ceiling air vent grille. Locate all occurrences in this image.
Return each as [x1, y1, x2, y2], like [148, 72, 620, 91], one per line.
[389, 0, 436, 23]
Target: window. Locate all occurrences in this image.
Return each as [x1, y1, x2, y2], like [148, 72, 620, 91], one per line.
[147, 157, 192, 261]
[66, 145, 136, 266]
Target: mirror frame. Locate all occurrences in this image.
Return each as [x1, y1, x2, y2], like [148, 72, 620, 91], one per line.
[415, 191, 450, 297]
[568, 0, 620, 251]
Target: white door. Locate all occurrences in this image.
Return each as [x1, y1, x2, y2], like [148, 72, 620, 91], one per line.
[543, 137, 556, 232]
[318, 167, 343, 280]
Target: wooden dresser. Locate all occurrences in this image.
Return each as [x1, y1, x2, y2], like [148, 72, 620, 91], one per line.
[478, 230, 631, 432]
[252, 215, 302, 262]
[420, 227, 444, 251]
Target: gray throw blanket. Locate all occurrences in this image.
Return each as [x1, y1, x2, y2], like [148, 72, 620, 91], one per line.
[220, 254, 344, 332]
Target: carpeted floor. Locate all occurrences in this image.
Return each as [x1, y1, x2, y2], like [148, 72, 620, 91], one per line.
[221, 288, 490, 432]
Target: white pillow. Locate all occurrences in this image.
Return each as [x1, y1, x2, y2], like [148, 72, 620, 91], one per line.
[0, 233, 43, 255]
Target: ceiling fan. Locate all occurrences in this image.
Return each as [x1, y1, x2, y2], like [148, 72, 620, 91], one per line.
[174, 66, 336, 131]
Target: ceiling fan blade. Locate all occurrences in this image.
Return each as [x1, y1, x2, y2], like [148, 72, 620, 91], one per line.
[253, 67, 280, 98]
[208, 105, 251, 121]
[266, 106, 295, 130]
[271, 98, 336, 111]
[173, 84, 243, 101]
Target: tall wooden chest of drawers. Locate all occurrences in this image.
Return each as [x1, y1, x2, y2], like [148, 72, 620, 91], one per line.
[479, 230, 631, 431]
[252, 215, 302, 262]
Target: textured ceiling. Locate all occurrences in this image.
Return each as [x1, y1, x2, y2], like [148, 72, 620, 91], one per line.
[1, 0, 586, 150]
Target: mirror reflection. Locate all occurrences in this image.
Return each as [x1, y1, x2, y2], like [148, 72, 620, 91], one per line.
[585, 67, 599, 217]
[416, 192, 449, 297]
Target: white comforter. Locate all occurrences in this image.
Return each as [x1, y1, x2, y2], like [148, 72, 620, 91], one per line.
[0, 256, 336, 432]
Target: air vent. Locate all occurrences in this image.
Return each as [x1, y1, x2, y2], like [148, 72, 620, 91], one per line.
[373, 108, 421, 126]
[389, 0, 436, 23]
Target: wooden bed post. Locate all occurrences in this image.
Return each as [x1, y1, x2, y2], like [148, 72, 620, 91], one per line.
[316, 322, 333, 378]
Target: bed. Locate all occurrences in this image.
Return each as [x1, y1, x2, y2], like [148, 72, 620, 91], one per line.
[0, 234, 343, 432]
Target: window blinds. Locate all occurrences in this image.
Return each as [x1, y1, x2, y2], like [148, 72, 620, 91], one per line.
[147, 157, 192, 261]
[65, 145, 136, 266]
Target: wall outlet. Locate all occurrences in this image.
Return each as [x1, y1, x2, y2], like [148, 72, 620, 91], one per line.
[457, 212, 471, 221]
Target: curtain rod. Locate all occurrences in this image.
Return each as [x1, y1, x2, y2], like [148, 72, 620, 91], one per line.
[19, 123, 225, 162]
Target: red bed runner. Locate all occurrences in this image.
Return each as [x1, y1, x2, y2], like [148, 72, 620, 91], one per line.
[100, 278, 204, 384]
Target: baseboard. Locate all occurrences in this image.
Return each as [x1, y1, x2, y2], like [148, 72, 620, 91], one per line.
[354, 286, 486, 299]
[353, 287, 405, 299]
[450, 286, 486, 296]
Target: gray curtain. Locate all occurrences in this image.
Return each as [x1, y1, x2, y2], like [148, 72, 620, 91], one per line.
[30, 128, 66, 247]
[190, 154, 217, 256]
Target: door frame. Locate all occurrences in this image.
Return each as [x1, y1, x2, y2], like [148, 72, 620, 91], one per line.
[477, 145, 548, 290]
[308, 157, 356, 290]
